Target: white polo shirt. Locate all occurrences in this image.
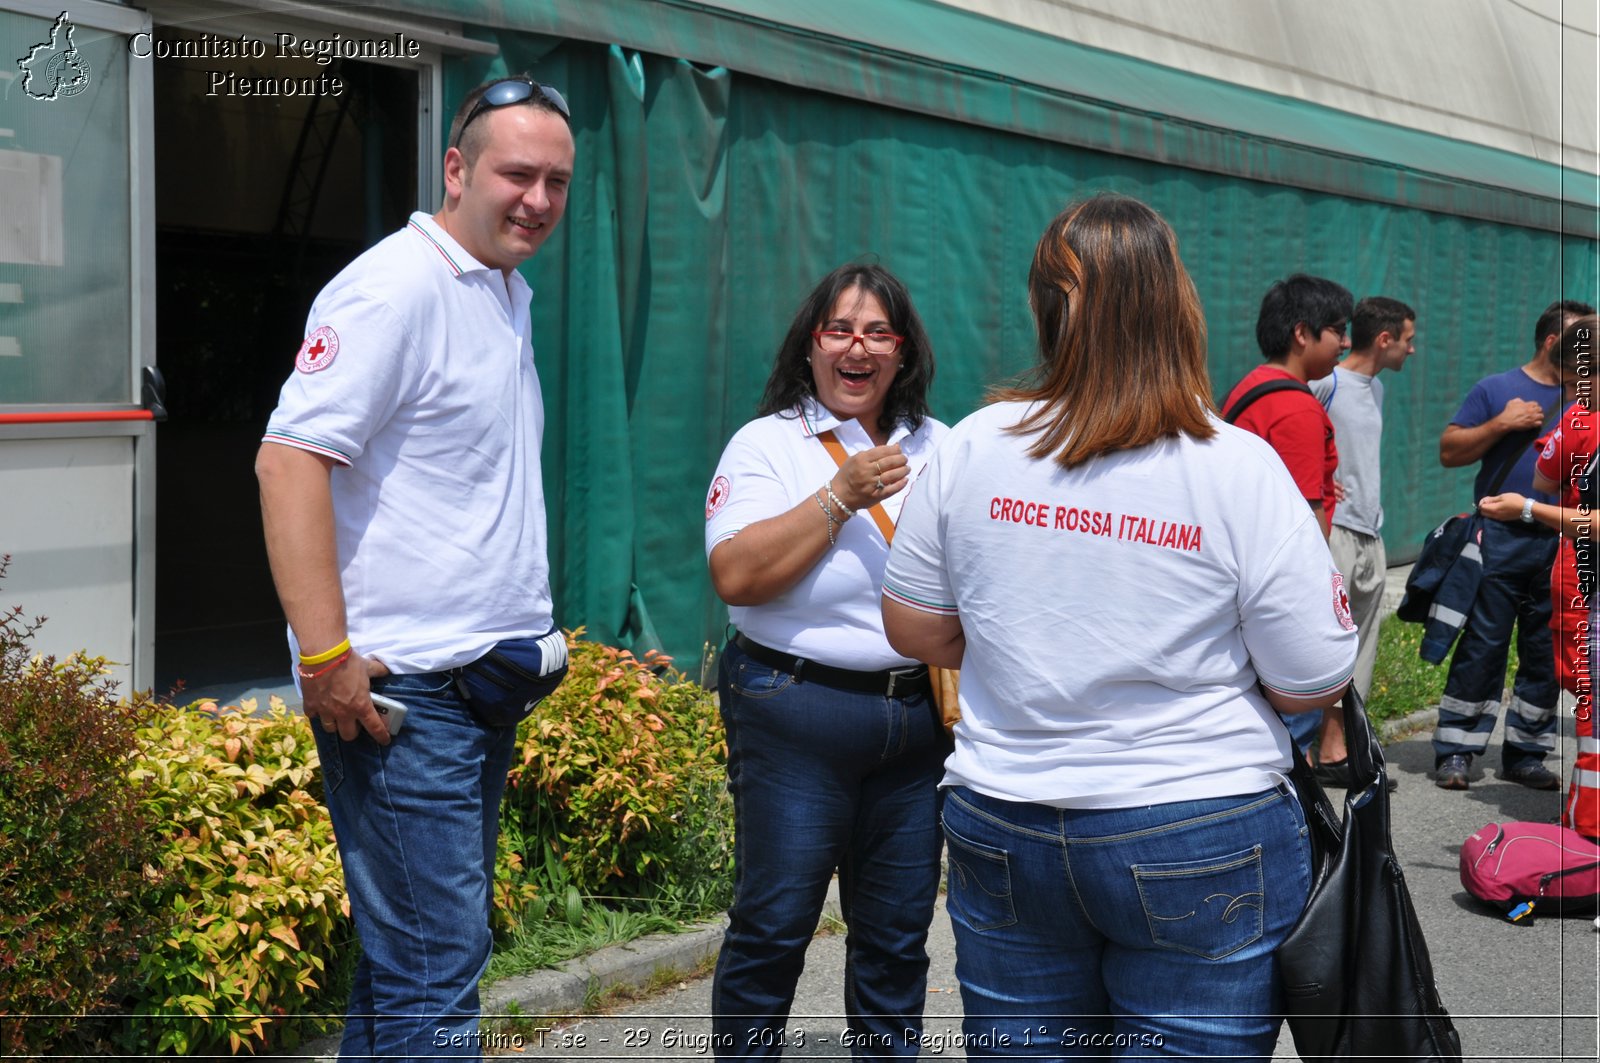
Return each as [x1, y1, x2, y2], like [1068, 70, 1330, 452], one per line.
[705, 398, 948, 671]
[263, 212, 554, 673]
[883, 402, 1357, 808]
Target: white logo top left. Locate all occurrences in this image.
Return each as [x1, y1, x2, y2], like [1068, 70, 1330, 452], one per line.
[16, 11, 93, 101]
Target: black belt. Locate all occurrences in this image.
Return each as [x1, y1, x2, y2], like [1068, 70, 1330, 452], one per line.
[732, 633, 930, 698]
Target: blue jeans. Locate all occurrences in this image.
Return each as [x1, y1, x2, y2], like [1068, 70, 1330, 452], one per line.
[1279, 707, 1321, 755]
[942, 783, 1311, 1061]
[1434, 519, 1559, 770]
[711, 640, 948, 1060]
[311, 670, 519, 1062]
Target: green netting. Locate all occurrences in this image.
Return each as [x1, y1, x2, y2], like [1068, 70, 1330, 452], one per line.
[448, 33, 1597, 667]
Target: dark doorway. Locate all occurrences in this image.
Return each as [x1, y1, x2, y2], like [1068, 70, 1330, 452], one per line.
[152, 42, 417, 697]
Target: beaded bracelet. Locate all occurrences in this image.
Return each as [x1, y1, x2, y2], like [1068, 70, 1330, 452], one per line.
[814, 489, 838, 545]
[826, 484, 854, 519]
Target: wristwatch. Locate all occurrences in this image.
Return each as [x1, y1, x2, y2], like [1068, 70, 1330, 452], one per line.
[1521, 497, 1536, 524]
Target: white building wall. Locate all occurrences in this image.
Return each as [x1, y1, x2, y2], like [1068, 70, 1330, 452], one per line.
[934, 0, 1597, 173]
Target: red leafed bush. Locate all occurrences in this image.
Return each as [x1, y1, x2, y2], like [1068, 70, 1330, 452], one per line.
[0, 560, 170, 1058]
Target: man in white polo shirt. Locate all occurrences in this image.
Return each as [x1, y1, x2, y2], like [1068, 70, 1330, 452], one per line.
[256, 77, 574, 1059]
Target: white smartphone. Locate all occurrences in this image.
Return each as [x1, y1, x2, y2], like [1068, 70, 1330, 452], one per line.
[369, 693, 409, 736]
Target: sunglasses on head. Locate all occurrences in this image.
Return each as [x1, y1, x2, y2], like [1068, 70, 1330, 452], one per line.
[453, 77, 570, 147]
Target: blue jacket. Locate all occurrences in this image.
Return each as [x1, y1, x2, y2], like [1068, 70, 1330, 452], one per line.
[1397, 513, 1484, 664]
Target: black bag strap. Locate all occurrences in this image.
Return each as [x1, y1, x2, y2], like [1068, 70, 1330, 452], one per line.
[1341, 686, 1386, 795]
[1479, 395, 1566, 503]
[1221, 377, 1314, 424]
[1287, 750, 1343, 874]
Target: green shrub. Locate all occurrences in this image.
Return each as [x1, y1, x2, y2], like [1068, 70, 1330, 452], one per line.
[503, 633, 733, 917]
[0, 568, 170, 1058]
[122, 698, 350, 1055]
[4, 612, 732, 1056]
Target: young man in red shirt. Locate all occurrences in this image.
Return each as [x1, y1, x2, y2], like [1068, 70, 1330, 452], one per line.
[1222, 274, 1353, 764]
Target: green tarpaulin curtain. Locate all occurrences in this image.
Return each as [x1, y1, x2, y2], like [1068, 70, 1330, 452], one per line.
[444, 29, 1597, 668]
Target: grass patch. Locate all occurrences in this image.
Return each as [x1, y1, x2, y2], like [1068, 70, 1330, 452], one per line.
[484, 901, 695, 983]
[584, 953, 719, 1012]
[1366, 614, 1518, 726]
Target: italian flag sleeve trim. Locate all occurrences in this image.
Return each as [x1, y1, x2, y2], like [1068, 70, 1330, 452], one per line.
[882, 580, 959, 616]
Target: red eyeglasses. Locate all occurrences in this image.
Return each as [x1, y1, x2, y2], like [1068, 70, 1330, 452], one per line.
[811, 330, 905, 355]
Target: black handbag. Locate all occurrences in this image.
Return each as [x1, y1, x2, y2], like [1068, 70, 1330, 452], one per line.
[1278, 690, 1463, 1063]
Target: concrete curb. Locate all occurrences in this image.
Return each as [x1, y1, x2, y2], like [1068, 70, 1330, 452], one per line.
[270, 885, 845, 1060]
[481, 920, 728, 1017]
[1378, 704, 1438, 742]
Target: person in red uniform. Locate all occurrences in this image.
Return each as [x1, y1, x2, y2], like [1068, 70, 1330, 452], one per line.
[1517, 314, 1600, 837]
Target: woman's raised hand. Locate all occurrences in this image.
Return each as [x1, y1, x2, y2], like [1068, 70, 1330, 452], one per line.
[833, 444, 909, 512]
[1477, 493, 1527, 522]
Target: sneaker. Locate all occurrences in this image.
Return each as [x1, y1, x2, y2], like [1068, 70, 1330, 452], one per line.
[1435, 754, 1471, 790]
[1313, 758, 1399, 792]
[1499, 761, 1562, 791]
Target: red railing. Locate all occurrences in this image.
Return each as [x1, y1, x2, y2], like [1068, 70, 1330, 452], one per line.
[0, 410, 156, 425]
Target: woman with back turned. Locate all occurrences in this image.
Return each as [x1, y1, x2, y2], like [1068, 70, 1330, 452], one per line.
[882, 194, 1356, 1059]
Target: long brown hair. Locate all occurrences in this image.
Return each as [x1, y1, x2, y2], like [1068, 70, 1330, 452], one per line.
[993, 194, 1214, 467]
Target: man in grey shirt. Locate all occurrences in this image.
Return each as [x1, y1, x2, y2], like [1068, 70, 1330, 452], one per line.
[1308, 296, 1416, 786]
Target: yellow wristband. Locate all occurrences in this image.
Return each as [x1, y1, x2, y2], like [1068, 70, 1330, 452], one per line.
[298, 637, 352, 666]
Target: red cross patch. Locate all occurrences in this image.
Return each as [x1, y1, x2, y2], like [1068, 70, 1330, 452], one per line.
[1332, 571, 1355, 631]
[295, 326, 340, 374]
[706, 475, 731, 519]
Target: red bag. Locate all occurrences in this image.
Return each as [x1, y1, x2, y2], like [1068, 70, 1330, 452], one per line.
[1459, 821, 1600, 922]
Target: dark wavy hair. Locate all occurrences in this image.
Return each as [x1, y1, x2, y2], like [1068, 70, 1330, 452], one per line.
[1537, 300, 1596, 350]
[991, 193, 1214, 468]
[756, 263, 934, 435]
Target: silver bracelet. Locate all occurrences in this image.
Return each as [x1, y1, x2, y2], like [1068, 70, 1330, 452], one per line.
[814, 489, 838, 545]
[826, 484, 854, 518]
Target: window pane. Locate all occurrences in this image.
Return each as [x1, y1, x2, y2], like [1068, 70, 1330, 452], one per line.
[0, 11, 132, 405]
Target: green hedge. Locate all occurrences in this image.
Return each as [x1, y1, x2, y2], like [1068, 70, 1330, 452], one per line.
[0, 619, 730, 1057]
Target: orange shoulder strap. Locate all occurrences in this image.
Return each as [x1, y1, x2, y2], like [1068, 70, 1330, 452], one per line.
[816, 429, 896, 543]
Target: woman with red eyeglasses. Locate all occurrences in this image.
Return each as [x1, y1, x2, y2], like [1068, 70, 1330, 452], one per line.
[703, 263, 949, 1059]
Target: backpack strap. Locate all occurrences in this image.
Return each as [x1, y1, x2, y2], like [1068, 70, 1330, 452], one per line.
[1221, 378, 1314, 424]
[1317, 370, 1338, 411]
